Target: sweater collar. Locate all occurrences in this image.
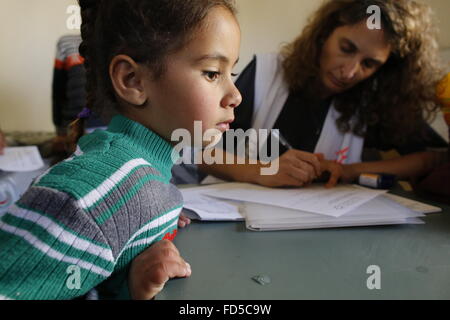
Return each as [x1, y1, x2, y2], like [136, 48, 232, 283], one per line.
[107, 115, 179, 174]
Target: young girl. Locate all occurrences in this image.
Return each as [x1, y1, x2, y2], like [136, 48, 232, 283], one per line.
[0, 0, 241, 300]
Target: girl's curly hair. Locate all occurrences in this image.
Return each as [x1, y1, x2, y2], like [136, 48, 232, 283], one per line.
[281, 0, 444, 146]
[69, 0, 236, 149]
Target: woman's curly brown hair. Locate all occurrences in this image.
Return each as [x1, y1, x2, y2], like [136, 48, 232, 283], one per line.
[281, 0, 444, 146]
[69, 0, 236, 149]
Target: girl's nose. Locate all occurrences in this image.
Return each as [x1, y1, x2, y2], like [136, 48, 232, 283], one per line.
[222, 84, 242, 109]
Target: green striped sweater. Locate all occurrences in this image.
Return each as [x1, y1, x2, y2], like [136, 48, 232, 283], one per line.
[0, 115, 183, 300]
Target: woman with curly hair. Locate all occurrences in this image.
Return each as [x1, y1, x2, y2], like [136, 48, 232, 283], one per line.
[200, 0, 448, 188]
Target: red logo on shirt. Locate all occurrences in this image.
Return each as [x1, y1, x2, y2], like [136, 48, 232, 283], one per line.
[163, 229, 177, 241]
[335, 147, 349, 164]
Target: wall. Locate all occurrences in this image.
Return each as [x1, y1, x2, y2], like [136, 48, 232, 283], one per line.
[235, 0, 321, 73]
[0, 0, 449, 133]
[0, 0, 79, 132]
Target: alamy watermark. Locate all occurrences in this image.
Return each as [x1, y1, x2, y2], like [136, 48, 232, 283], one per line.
[67, 4, 382, 31]
[67, 4, 382, 30]
[171, 121, 280, 176]
[367, 5, 382, 30]
[66, 265, 81, 290]
[366, 265, 381, 290]
[66, 5, 81, 30]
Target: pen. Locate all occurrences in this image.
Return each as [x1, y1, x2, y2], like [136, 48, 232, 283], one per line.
[271, 130, 294, 150]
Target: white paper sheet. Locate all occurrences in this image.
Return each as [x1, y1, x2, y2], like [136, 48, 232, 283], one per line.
[0, 146, 44, 172]
[202, 183, 386, 217]
[180, 186, 244, 221]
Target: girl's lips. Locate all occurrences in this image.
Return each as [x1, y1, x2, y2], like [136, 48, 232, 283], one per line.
[216, 119, 234, 131]
[216, 122, 230, 131]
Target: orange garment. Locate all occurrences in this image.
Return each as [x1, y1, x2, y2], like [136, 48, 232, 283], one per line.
[437, 72, 450, 127]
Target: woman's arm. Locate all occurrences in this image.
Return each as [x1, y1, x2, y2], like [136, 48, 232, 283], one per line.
[322, 150, 449, 187]
[345, 151, 448, 179]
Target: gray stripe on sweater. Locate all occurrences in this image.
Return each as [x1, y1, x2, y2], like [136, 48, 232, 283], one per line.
[79, 165, 162, 216]
[88, 168, 182, 258]
[15, 187, 109, 248]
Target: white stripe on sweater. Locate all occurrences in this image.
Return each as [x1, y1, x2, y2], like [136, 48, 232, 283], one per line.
[129, 207, 181, 243]
[76, 158, 152, 209]
[117, 207, 181, 259]
[6, 205, 114, 262]
[74, 145, 84, 156]
[0, 222, 112, 277]
[127, 220, 178, 250]
[0, 295, 12, 300]
[117, 220, 179, 262]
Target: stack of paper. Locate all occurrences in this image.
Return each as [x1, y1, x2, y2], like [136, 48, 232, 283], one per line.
[180, 182, 441, 231]
[243, 196, 425, 231]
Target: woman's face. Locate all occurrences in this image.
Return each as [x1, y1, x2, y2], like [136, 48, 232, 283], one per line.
[319, 20, 391, 96]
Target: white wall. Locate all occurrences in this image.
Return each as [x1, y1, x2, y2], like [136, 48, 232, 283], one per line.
[0, 0, 449, 132]
[427, 0, 450, 49]
[235, 0, 321, 73]
[0, 0, 79, 132]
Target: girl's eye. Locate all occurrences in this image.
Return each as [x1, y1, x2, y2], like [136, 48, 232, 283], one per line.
[203, 71, 221, 81]
[231, 73, 239, 77]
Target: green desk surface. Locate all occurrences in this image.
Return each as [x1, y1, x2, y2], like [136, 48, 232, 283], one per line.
[158, 186, 450, 300]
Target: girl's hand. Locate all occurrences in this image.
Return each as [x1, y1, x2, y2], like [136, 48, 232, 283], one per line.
[255, 149, 322, 187]
[178, 212, 191, 228]
[128, 240, 191, 300]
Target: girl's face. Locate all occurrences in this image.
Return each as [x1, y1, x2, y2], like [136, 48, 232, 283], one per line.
[318, 21, 391, 97]
[142, 6, 241, 147]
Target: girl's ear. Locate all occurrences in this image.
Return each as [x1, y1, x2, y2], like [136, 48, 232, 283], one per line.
[109, 55, 148, 107]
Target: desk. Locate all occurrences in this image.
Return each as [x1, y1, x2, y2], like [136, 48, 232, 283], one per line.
[10, 163, 50, 193]
[158, 187, 450, 300]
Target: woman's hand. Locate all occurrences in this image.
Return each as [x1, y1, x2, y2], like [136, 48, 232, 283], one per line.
[128, 240, 191, 300]
[255, 149, 322, 187]
[319, 159, 356, 188]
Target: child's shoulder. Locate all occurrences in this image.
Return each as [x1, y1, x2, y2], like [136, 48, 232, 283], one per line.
[36, 156, 157, 200]
[33, 130, 159, 201]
